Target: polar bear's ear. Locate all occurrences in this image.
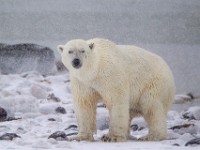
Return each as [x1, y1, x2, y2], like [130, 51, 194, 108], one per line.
[57, 45, 64, 53]
[89, 43, 94, 50]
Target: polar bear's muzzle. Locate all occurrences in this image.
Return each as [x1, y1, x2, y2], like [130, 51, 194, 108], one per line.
[72, 58, 82, 69]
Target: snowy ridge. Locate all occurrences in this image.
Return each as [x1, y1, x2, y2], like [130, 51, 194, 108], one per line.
[0, 71, 200, 149]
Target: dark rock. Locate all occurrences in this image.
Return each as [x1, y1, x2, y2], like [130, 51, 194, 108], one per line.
[173, 143, 180, 146]
[65, 124, 78, 130]
[182, 112, 196, 120]
[130, 124, 144, 131]
[0, 43, 55, 75]
[55, 107, 66, 114]
[48, 131, 68, 141]
[0, 106, 7, 121]
[47, 93, 61, 102]
[1, 117, 22, 122]
[64, 80, 70, 83]
[130, 124, 139, 131]
[48, 118, 56, 121]
[0, 133, 21, 140]
[169, 124, 194, 130]
[185, 138, 200, 146]
[182, 107, 200, 120]
[66, 132, 78, 137]
[187, 93, 194, 99]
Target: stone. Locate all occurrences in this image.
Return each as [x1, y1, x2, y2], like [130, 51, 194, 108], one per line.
[0, 133, 21, 140]
[47, 93, 61, 102]
[130, 124, 144, 131]
[65, 132, 78, 137]
[65, 124, 78, 130]
[170, 124, 194, 130]
[31, 85, 48, 99]
[169, 123, 198, 135]
[185, 138, 200, 146]
[55, 107, 66, 114]
[48, 118, 56, 121]
[182, 107, 200, 120]
[48, 131, 68, 141]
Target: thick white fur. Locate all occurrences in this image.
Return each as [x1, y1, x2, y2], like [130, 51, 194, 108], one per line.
[58, 38, 176, 142]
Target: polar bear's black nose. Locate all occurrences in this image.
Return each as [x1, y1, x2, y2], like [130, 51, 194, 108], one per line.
[72, 58, 81, 68]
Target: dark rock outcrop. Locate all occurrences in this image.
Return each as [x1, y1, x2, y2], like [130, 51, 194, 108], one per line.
[0, 43, 55, 75]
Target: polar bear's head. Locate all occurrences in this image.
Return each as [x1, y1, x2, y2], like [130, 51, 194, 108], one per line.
[57, 39, 94, 71]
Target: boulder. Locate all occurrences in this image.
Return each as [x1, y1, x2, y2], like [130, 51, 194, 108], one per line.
[0, 43, 55, 75]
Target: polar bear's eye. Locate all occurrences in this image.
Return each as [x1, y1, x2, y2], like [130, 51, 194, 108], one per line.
[80, 50, 85, 53]
[68, 50, 73, 54]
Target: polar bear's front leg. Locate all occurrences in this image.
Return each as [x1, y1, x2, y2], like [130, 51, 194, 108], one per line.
[70, 78, 100, 141]
[70, 98, 96, 141]
[101, 95, 129, 142]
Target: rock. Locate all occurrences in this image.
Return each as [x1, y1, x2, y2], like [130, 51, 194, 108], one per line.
[0, 133, 21, 140]
[0, 126, 10, 132]
[66, 132, 78, 137]
[2, 117, 22, 122]
[48, 118, 56, 121]
[169, 123, 198, 135]
[31, 85, 48, 99]
[48, 131, 68, 141]
[178, 133, 195, 141]
[170, 124, 194, 130]
[16, 127, 26, 134]
[0, 43, 55, 75]
[47, 93, 61, 102]
[131, 124, 139, 131]
[55, 107, 66, 114]
[174, 94, 194, 104]
[39, 103, 59, 114]
[173, 143, 180, 146]
[185, 138, 200, 146]
[182, 107, 200, 120]
[130, 124, 144, 131]
[65, 125, 78, 130]
[0, 106, 7, 121]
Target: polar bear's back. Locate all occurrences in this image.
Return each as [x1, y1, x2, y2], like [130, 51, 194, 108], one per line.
[117, 44, 175, 108]
[117, 45, 168, 74]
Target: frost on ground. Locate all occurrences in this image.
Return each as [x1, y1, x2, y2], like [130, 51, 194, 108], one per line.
[0, 71, 200, 150]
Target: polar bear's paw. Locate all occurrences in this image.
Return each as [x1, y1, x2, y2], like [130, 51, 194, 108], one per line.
[101, 134, 126, 142]
[139, 134, 166, 141]
[69, 134, 94, 142]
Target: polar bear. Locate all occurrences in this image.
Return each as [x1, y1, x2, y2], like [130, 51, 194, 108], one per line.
[57, 38, 175, 142]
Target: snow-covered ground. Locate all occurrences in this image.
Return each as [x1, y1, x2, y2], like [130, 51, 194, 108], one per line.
[0, 71, 199, 150]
